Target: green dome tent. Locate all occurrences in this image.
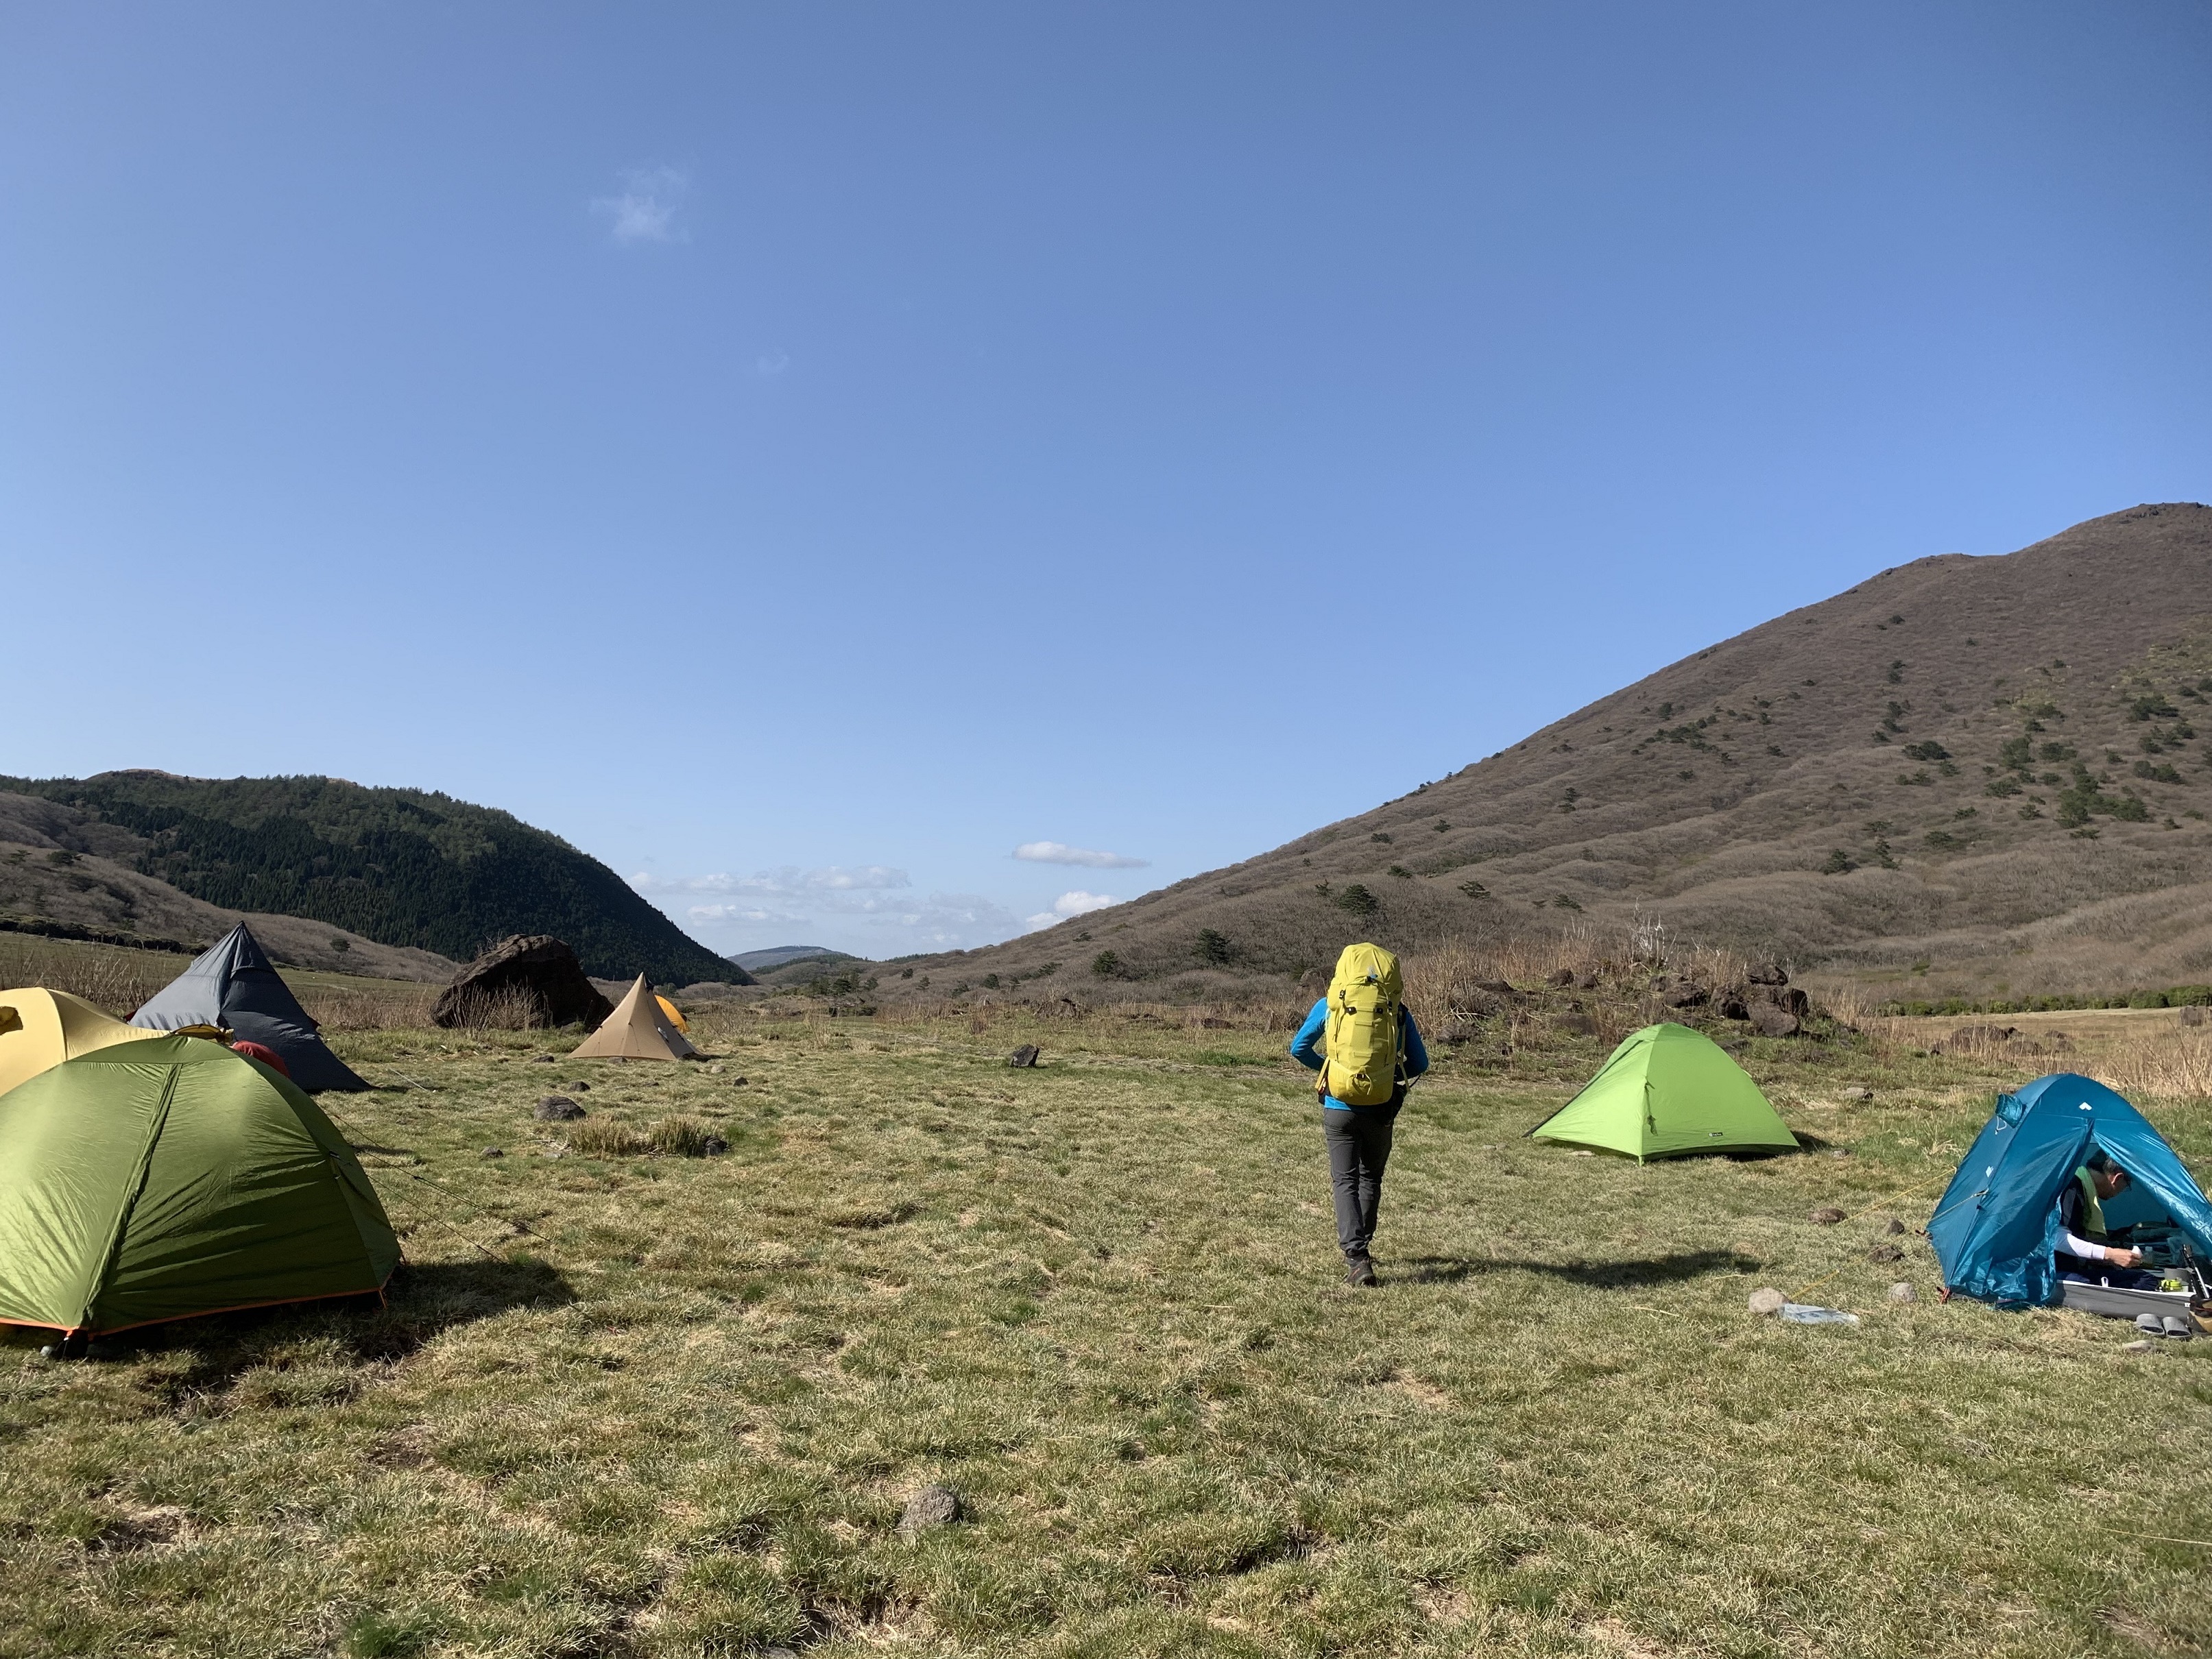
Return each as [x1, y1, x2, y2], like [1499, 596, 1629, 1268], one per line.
[1530, 1022, 1799, 1162]
[0, 1035, 398, 1340]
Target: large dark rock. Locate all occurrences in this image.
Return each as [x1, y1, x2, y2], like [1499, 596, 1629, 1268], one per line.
[1748, 1001, 1801, 1038]
[433, 935, 615, 1030]
[1746, 962, 1790, 986]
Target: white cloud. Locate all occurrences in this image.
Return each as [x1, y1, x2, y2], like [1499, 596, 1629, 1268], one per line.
[632, 866, 909, 897]
[633, 866, 1018, 952]
[1024, 890, 1120, 931]
[1013, 840, 1148, 869]
[592, 165, 689, 244]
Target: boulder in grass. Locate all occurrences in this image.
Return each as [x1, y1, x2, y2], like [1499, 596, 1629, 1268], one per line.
[898, 1484, 961, 1538]
[1746, 962, 1789, 986]
[1884, 1217, 1906, 1235]
[1888, 1282, 1917, 1303]
[1008, 1044, 1041, 1068]
[534, 1095, 586, 1122]
[1809, 1207, 1847, 1225]
[1840, 1086, 1873, 1102]
[433, 936, 615, 1032]
[1748, 1287, 1787, 1316]
[1748, 1001, 1801, 1038]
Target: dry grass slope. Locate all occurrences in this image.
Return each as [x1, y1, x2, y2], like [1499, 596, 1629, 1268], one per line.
[904, 505, 2212, 1008]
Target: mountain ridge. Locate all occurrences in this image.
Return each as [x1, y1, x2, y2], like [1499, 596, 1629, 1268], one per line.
[0, 773, 747, 986]
[893, 504, 2212, 1003]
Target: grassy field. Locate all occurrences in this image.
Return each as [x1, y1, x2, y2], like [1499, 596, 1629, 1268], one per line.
[3, 1006, 2210, 1658]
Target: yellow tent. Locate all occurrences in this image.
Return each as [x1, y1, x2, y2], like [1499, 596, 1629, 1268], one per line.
[0, 987, 165, 1097]
[655, 994, 690, 1034]
[570, 976, 699, 1061]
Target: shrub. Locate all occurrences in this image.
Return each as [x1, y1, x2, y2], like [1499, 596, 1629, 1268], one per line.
[1335, 884, 1380, 917]
[1458, 880, 1490, 899]
[1819, 849, 1855, 874]
[1901, 740, 1949, 762]
[1387, 864, 1413, 879]
[1194, 930, 1233, 967]
[1090, 950, 1123, 978]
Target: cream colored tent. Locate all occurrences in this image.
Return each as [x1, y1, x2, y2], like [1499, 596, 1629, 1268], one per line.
[570, 976, 699, 1061]
[0, 987, 165, 1097]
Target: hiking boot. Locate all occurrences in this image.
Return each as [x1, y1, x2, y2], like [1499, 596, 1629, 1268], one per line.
[1345, 1257, 1379, 1288]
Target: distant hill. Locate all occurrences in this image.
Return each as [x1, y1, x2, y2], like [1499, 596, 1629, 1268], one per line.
[0, 773, 748, 986]
[897, 504, 2212, 1004]
[730, 945, 849, 972]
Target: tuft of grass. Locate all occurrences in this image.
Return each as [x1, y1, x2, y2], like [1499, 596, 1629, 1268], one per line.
[647, 1114, 723, 1157]
[565, 1117, 651, 1157]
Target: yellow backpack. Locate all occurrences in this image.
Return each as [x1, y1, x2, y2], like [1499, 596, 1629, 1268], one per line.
[1321, 942, 1403, 1106]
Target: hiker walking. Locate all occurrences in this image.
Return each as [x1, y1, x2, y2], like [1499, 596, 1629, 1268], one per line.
[1289, 943, 1428, 1286]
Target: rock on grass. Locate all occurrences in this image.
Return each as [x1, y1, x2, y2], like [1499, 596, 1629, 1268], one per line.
[899, 1485, 961, 1538]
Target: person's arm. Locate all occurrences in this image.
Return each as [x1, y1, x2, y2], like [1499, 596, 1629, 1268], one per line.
[2060, 1226, 2143, 1268]
[1399, 1008, 1430, 1080]
[1288, 999, 1328, 1071]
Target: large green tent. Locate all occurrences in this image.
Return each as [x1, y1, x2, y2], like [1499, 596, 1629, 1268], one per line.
[0, 1034, 398, 1339]
[1530, 1022, 1799, 1162]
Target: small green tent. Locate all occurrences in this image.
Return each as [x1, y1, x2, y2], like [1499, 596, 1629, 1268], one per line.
[0, 1034, 399, 1339]
[1530, 1022, 1799, 1162]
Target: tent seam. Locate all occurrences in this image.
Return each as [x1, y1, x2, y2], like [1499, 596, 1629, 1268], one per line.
[75, 1064, 181, 1335]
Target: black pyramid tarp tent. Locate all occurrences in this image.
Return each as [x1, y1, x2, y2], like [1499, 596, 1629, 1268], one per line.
[132, 924, 370, 1093]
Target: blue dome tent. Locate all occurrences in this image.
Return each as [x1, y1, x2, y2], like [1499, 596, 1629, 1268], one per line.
[1929, 1073, 2212, 1315]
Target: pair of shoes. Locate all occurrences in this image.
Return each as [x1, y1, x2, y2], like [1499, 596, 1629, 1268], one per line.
[1344, 1257, 1379, 1287]
[2135, 1311, 2193, 1340]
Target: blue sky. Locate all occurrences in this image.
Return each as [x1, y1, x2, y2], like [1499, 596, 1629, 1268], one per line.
[4, 3, 2209, 959]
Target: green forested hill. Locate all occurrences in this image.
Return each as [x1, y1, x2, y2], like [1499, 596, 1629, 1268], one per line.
[0, 773, 746, 985]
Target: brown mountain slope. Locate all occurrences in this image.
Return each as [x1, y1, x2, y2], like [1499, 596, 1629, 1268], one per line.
[911, 503, 2212, 1004]
[0, 792, 455, 981]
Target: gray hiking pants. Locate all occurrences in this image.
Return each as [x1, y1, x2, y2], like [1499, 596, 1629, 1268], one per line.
[1322, 1104, 1399, 1261]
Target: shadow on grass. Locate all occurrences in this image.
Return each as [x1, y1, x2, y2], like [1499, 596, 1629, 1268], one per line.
[90, 1256, 577, 1390]
[1392, 1249, 1759, 1287]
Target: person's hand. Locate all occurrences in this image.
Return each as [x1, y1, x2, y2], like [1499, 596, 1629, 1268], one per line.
[2108, 1247, 2142, 1269]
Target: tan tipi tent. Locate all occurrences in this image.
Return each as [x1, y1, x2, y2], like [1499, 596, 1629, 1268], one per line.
[570, 976, 699, 1061]
[0, 987, 165, 1097]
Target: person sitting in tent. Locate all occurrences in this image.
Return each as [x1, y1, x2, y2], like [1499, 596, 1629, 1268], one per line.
[2057, 1152, 2161, 1289]
[1289, 943, 1428, 1288]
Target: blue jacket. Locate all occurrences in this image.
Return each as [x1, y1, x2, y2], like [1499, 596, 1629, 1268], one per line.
[1289, 997, 1430, 1111]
